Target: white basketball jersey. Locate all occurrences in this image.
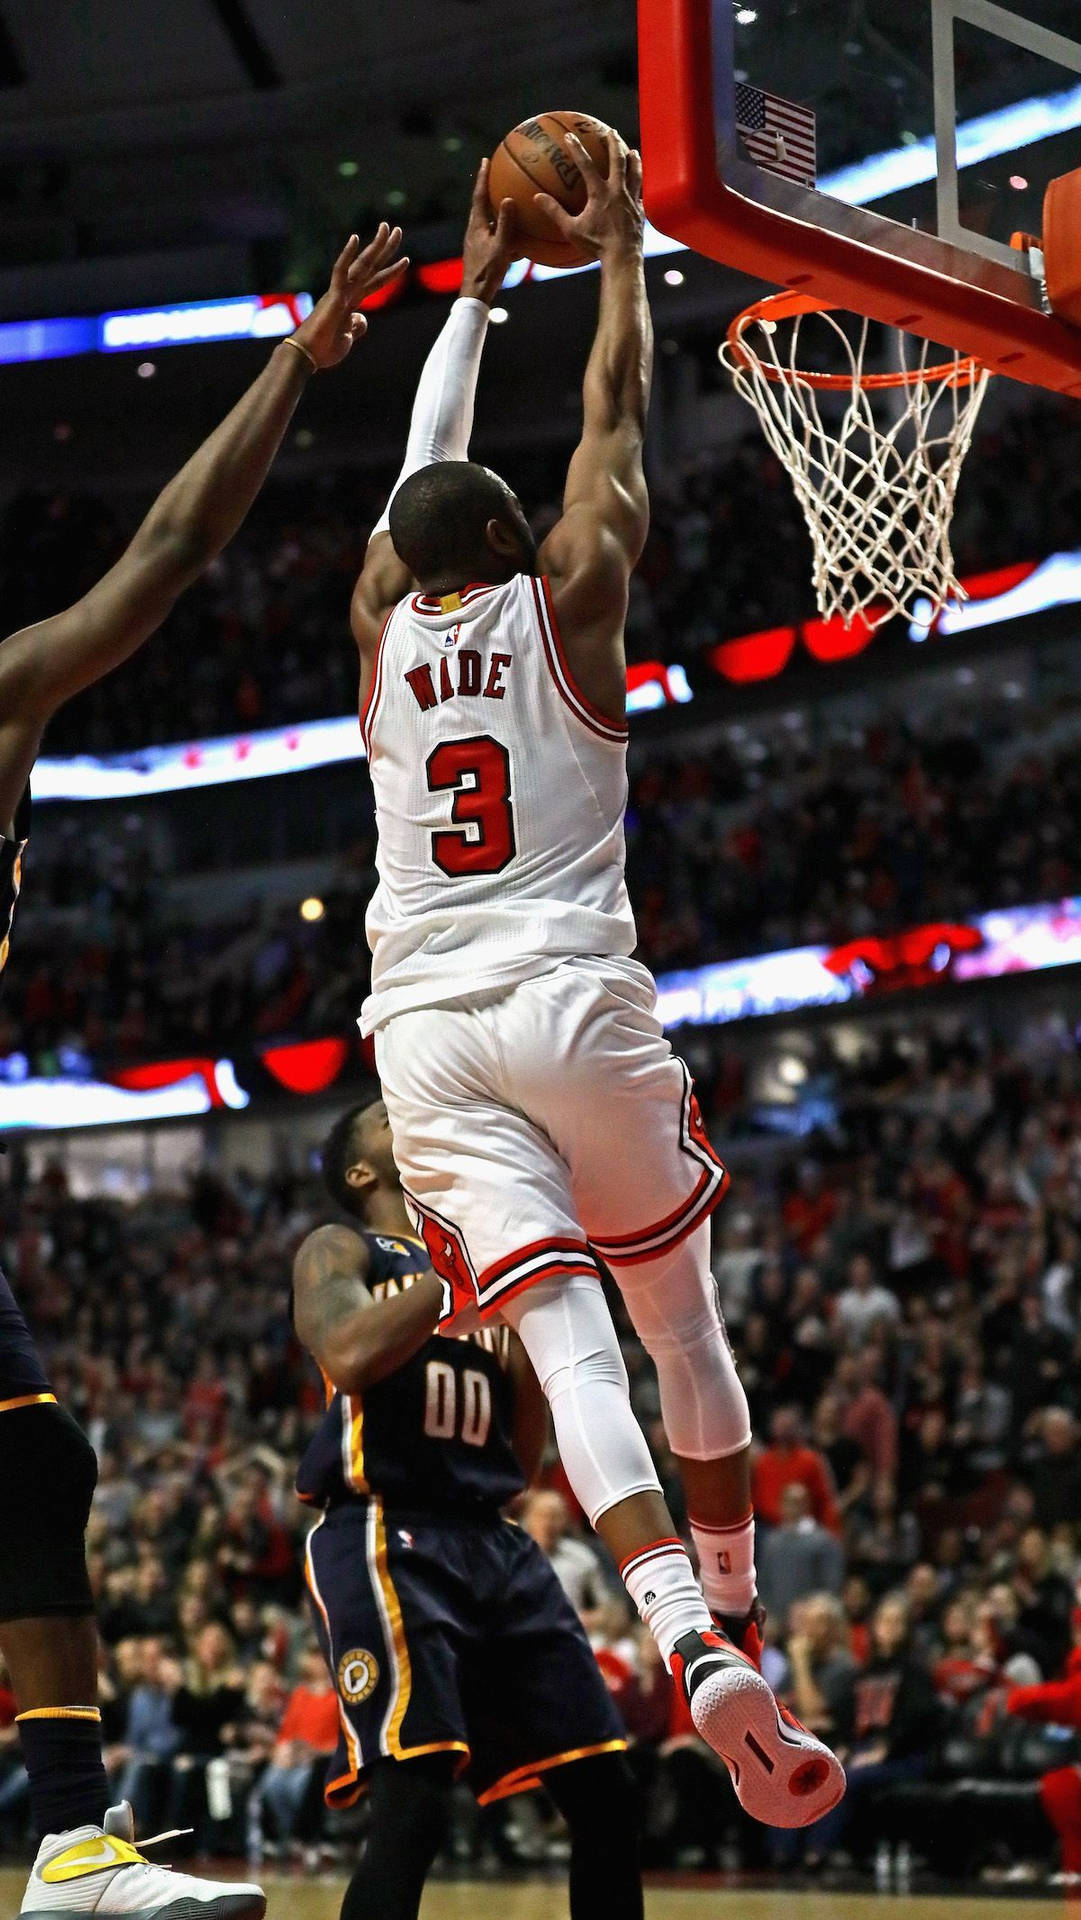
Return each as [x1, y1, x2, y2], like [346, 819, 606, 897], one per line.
[359, 573, 637, 1034]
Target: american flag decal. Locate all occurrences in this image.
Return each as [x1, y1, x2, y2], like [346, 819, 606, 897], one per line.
[734, 82, 816, 188]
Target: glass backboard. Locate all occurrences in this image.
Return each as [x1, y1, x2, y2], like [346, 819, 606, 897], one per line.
[639, 0, 1081, 393]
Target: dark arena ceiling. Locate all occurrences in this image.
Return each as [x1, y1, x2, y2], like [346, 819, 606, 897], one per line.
[0, 0, 1074, 316]
[0, 1, 1070, 488]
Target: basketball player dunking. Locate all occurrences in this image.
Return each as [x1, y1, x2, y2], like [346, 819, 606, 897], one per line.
[293, 1097, 644, 1920]
[349, 145, 844, 1827]
[0, 225, 406, 1919]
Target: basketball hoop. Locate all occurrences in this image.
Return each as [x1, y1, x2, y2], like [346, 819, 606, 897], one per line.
[719, 292, 991, 630]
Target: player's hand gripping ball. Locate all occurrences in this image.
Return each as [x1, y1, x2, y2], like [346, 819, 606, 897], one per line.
[488, 112, 612, 267]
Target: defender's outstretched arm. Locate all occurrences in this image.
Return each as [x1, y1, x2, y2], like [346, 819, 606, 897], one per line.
[0, 226, 406, 828]
[351, 162, 517, 659]
[538, 132, 653, 727]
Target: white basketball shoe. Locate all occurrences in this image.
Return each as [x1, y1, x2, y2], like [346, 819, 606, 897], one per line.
[671, 1627, 846, 1828]
[20, 1801, 266, 1917]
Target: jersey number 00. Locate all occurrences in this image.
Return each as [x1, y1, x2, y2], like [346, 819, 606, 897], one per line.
[423, 1360, 493, 1448]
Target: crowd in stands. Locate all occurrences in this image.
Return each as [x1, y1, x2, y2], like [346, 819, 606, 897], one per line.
[2, 369, 1079, 1076]
[3, 384, 1078, 760]
[9, 696, 1081, 1072]
[6, 357, 1081, 1881]
[2, 1003, 1081, 1878]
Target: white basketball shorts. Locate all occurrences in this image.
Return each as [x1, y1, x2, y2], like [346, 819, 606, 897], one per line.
[374, 956, 729, 1321]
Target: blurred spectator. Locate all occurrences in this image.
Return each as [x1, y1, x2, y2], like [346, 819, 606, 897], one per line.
[1028, 1411, 1081, 1531]
[752, 1408, 842, 1537]
[812, 1594, 940, 1860]
[836, 1352, 899, 1486]
[165, 1622, 246, 1843]
[757, 1485, 845, 1626]
[249, 1647, 338, 1851]
[1008, 1631, 1081, 1880]
[784, 1594, 856, 1740]
[520, 1490, 612, 1627]
[834, 1255, 902, 1351]
[115, 1637, 182, 1829]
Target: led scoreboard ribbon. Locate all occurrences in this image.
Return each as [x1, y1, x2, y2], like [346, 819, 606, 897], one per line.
[0, 293, 315, 366]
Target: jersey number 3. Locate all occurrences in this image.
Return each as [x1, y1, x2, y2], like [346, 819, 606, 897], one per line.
[426, 734, 516, 877]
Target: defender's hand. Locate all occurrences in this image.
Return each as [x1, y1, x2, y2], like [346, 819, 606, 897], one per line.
[533, 130, 643, 261]
[292, 226, 409, 370]
[463, 159, 518, 305]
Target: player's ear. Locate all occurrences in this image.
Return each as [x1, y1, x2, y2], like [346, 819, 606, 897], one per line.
[345, 1158, 377, 1201]
[486, 516, 519, 558]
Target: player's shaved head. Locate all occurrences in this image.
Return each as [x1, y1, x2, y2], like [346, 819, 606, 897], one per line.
[389, 460, 537, 587]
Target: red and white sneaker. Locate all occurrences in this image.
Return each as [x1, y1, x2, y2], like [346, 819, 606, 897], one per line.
[671, 1627, 846, 1829]
[712, 1599, 767, 1670]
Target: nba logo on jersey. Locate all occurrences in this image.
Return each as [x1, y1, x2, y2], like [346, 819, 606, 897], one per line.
[443, 624, 461, 649]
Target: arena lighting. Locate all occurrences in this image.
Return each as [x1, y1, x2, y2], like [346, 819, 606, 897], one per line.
[653, 898, 1081, 1029]
[25, 541, 1075, 808]
[908, 548, 1081, 641]
[6, 894, 1081, 1129]
[0, 78, 1072, 371]
[821, 79, 1081, 206]
[0, 294, 315, 367]
[299, 896, 325, 922]
[28, 528, 1081, 803]
[32, 663, 691, 803]
[261, 1037, 350, 1095]
[707, 554, 1063, 685]
[0, 1059, 247, 1129]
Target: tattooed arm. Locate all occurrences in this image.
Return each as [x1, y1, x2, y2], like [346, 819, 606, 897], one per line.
[292, 1224, 442, 1393]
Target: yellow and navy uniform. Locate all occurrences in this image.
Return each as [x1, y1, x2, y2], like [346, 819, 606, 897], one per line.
[0, 787, 55, 1408]
[0, 784, 30, 982]
[298, 1229, 624, 1808]
[297, 1239, 523, 1515]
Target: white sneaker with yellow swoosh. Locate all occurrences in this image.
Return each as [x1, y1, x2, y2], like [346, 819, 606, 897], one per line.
[20, 1802, 265, 1918]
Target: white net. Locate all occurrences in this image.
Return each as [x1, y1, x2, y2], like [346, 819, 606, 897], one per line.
[720, 301, 991, 630]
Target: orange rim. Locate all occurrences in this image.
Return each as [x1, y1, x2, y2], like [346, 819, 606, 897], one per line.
[726, 290, 986, 392]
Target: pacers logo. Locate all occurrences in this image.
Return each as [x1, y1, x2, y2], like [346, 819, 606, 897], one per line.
[338, 1647, 380, 1703]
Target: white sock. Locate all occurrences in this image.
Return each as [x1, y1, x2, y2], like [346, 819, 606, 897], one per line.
[690, 1512, 757, 1618]
[621, 1538, 712, 1670]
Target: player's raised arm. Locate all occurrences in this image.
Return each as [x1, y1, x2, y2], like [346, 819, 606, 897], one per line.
[350, 161, 517, 659]
[293, 1223, 442, 1393]
[0, 226, 407, 829]
[537, 131, 653, 727]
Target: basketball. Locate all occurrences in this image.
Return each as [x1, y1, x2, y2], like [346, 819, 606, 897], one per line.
[488, 112, 612, 268]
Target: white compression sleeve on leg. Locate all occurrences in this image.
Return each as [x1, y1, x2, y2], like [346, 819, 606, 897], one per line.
[615, 1221, 752, 1463]
[502, 1272, 662, 1527]
[369, 296, 490, 541]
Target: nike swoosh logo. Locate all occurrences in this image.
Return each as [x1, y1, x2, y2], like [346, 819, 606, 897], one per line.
[41, 1836, 141, 1883]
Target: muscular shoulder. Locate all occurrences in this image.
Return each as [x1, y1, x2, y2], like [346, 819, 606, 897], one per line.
[293, 1223, 371, 1288]
[351, 532, 412, 657]
[541, 512, 629, 630]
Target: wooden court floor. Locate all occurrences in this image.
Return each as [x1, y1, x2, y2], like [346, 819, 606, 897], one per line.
[0, 1875, 1065, 1917]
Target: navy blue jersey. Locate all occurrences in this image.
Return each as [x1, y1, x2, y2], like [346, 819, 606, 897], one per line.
[0, 786, 30, 981]
[296, 1229, 524, 1517]
[0, 789, 57, 1400]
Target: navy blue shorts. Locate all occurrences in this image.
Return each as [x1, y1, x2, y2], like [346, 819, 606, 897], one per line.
[0, 1263, 51, 1405]
[304, 1501, 625, 1807]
